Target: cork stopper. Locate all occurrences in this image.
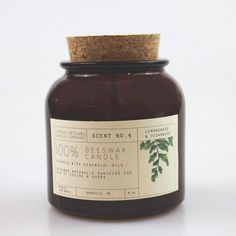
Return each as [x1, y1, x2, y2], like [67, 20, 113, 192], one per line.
[67, 34, 160, 62]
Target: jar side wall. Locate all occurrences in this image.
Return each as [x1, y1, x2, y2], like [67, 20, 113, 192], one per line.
[45, 70, 185, 218]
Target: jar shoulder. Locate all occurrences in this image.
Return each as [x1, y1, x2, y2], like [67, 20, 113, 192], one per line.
[46, 72, 185, 120]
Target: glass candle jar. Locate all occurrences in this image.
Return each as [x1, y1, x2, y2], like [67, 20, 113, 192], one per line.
[46, 60, 185, 218]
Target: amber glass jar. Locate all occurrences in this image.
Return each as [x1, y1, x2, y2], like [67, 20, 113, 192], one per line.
[46, 60, 185, 218]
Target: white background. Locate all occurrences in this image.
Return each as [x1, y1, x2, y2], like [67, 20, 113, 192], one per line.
[0, 0, 236, 235]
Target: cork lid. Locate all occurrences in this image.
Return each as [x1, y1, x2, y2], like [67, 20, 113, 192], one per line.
[67, 34, 160, 62]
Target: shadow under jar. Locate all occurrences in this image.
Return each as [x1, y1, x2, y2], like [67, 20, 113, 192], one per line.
[46, 60, 185, 219]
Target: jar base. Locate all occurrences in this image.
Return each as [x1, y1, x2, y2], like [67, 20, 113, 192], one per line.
[49, 196, 184, 219]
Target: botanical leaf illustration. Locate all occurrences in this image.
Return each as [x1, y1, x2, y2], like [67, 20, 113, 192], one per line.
[140, 137, 173, 182]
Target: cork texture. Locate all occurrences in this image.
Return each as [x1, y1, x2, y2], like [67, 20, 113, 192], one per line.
[67, 34, 160, 62]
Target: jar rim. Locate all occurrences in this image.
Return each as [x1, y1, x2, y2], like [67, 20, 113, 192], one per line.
[60, 59, 169, 71]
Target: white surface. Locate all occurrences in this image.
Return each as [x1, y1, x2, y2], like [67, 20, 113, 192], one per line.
[0, 0, 236, 235]
[1, 184, 236, 235]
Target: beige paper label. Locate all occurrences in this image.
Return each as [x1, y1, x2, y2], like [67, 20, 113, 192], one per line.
[50, 115, 178, 201]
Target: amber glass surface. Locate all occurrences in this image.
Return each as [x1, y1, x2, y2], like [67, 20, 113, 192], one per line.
[46, 60, 185, 218]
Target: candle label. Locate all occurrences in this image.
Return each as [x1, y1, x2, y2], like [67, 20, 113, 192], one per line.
[50, 115, 178, 201]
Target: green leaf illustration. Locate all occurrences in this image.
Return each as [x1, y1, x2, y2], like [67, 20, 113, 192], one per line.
[153, 159, 159, 166]
[145, 141, 152, 150]
[159, 153, 169, 166]
[158, 142, 169, 152]
[151, 170, 158, 182]
[149, 152, 157, 163]
[140, 141, 145, 150]
[158, 166, 163, 174]
[159, 153, 167, 159]
[168, 137, 173, 146]
[151, 175, 156, 182]
[152, 168, 157, 173]
[140, 137, 173, 182]
[149, 144, 157, 154]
